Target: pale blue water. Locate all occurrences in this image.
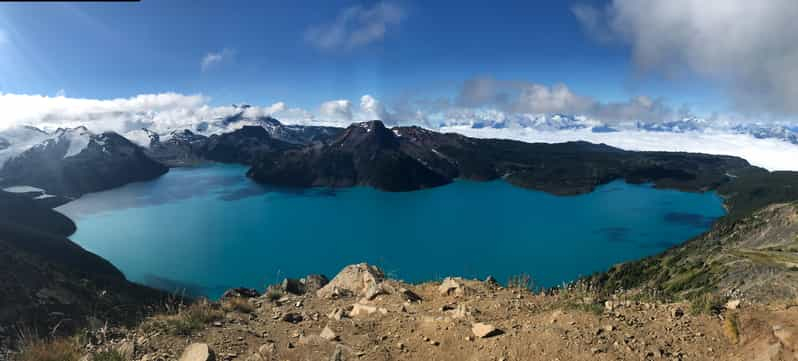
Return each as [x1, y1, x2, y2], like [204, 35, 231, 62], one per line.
[57, 164, 726, 298]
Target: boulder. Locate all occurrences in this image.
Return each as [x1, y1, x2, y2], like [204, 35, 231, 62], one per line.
[317, 263, 385, 299]
[179, 343, 215, 361]
[222, 287, 260, 299]
[281, 278, 305, 295]
[438, 277, 473, 297]
[471, 323, 502, 338]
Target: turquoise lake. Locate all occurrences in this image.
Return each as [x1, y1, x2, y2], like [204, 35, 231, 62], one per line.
[57, 164, 726, 298]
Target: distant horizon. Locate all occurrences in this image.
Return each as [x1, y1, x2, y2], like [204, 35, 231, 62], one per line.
[3, 1, 798, 170]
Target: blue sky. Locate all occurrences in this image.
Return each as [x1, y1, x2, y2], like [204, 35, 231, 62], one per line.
[0, 0, 724, 112]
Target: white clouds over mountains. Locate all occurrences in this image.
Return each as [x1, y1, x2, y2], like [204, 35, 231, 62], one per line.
[2, 89, 798, 171]
[573, 0, 798, 115]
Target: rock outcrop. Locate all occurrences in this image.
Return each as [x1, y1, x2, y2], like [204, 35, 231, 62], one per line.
[316, 263, 386, 299]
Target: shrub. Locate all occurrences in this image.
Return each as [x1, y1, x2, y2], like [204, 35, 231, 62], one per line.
[94, 350, 125, 361]
[264, 287, 283, 302]
[222, 297, 255, 314]
[690, 293, 725, 315]
[142, 300, 223, 336]
[15, 338, 82, 361]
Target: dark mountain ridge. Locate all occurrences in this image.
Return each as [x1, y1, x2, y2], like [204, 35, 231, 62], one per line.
[248, 120, 754, 195]
[0, 191, 166, 340]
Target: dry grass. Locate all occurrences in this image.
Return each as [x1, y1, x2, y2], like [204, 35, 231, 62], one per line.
[264, 287, 283, 302]
[93, 350, 125, 361]
[141, 300, 223, 336]
[222, 297, 255, 314]
[723, 313, 740, 344]
[15, 337, 82, 361]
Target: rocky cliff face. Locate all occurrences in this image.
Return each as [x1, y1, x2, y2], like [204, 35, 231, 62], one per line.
[0, 128, 168, 198]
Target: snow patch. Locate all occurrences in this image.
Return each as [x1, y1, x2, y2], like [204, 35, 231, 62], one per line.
[3, 185, 45, 193]
[61, 127, 92, 158]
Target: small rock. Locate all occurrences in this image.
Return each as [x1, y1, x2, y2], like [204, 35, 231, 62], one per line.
[328, 308, 345, 320]
[471, 322, 503, 338]
[725, 299, 741, 310]
[398, 288, 422, 303]
[485, 275, 498, 285]
[671, 307, 684, 319]
[178, 343, 215, 361]
[320, 326, 338, 341]
[282, 312, 303, 323]
[349, 303, 387, 317]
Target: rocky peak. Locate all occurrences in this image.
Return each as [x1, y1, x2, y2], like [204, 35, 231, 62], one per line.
[333, 120, 398, 151]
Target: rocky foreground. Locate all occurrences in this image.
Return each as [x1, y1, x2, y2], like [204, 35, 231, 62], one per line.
[36, 263, 798, 361]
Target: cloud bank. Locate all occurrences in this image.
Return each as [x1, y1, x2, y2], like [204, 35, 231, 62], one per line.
[455, 77, 682, 125]
[305, 1, 405, 50]
[573, 0, 798, 115]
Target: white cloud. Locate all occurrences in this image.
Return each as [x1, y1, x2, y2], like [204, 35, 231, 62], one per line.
[201, 49, 234, 71]
[573, 0, 798, 115]
[455, 76, 684, 125]
[319, 99, 353, 122]
[360, 94, 392, 121]
[305, 1, 405, 50]
[442, 125, 798, 172]
[0, 92, 312, 136]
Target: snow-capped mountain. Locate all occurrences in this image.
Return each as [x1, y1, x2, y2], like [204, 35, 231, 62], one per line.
[731, 124, 798, 145]
[453, 113, 595, 131]
[0, 127, 167, 198]
[635, 117, 708, 133]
